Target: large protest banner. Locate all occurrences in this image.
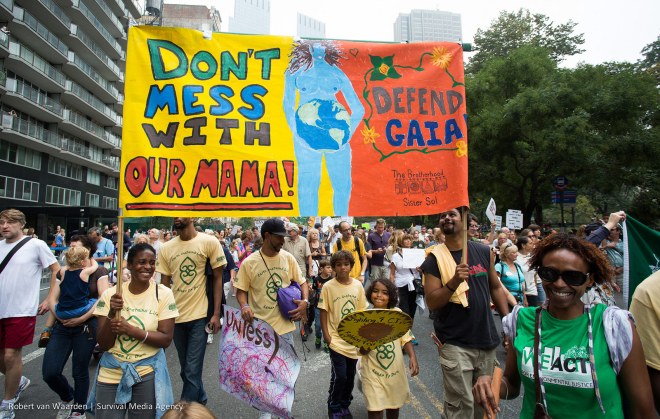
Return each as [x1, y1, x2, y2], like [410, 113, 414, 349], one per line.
[219, 306, 300, 418]
[120, 26, 468, 217]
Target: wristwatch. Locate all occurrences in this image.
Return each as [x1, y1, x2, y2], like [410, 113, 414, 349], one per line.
[303, 299, 309, 305]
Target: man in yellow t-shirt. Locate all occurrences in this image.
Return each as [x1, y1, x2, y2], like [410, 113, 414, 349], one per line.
[235, 218, 309, 419]
[156, 218, 226, 405]
[629, 270, 660, 412]
[332, 221, 367, 283]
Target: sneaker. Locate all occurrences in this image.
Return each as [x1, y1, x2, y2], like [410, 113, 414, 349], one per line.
[340, 407, 353, 419]
[323, 343, 329, 353]
[0, 403, 14, 419]
[315, 336, 321, 349]
[38, 328, 52, 348]
[55, 403, 72, 419]
[327, 410, 342, 419]
[207, 333, 214, 344]
[258, 412, 271, 419]
[68, 413, 86, 419]
[13, 377, 30, 402]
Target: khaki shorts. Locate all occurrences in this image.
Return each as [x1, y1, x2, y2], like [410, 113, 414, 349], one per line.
[438, 343, 498, 419]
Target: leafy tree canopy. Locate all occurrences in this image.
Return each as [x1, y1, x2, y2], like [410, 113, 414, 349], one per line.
[468, 9, 585, 73]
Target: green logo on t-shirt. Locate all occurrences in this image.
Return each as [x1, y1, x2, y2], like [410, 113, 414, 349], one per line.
[118, 315, 145, 354]
[168, 303, 177, 311]
[340, 299, 356, 318]
[266, 272, 283, 302]
[376, 342, 396, 370]
[97, 301, 105, 308]
[179, 256, 197, 285]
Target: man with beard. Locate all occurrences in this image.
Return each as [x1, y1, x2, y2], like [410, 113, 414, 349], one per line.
[156, 218, 226, 404]
[235, 218, 309, 419]
[421, 208, 509, 419]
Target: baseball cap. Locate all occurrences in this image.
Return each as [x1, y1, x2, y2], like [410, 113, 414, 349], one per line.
[261, 218, 288, 237]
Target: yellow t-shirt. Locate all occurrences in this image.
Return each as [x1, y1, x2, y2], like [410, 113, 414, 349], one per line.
[234, 250, 305, 335]
[333, 237, 367, 281]
[156, 233, 226, 323]
[318, 278, 368, 359]
[94, 282, 179, 384]
[359, 308, 414, 410]
[629, 270, 660, 370]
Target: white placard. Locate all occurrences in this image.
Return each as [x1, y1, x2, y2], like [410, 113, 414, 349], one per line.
[401, 248, 426, 269]
[505, 210, 523, 230]
[486, 198, 497, 223]
[494, 215, 502, 231]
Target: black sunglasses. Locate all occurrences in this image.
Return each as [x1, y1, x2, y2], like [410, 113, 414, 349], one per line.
[538, 266, 590, 286]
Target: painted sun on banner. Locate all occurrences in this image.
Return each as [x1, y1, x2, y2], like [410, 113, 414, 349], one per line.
[120, 26, 468, 217]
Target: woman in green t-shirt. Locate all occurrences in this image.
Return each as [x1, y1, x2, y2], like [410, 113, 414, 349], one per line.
[473, 234, 654, 418]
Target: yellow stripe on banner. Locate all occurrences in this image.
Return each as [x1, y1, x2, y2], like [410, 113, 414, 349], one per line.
[412, 375, 445, 415]
[409, 392, 432, 419]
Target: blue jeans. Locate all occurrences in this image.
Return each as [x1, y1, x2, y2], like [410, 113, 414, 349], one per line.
[42, 319, 97, 411]
[172, 318, 208, 404]
[314, 307, 322, 339]
[328, 349, 357, 412]
[536, 283, 547, 306]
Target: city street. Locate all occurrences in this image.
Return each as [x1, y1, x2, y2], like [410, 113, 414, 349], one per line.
[4, 287, 523, 419]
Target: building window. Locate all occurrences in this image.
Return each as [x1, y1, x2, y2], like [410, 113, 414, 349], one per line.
[0, 140, 42, 170]
[48, 157, 83, 180]
[87, 169, 100, 185]
[101, 196, 117, 209]
[46, 185, 81, 206]
[85, 192, 99, 207]
[105, 176, 118, 190]
[0, 175, 39, 201]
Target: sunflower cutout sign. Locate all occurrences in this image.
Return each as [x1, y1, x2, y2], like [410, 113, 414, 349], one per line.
[337, 309, 412, 351]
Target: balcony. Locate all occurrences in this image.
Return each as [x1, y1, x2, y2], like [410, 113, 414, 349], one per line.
[62, 51, 118, 103]
[69, 0, 122, 60]
[68, 24, 121, 81]
[106, 0, 127, 20]
[31, 0, 71, 37]
[0, 29, 8, 58]
[6, 40, 66, 92]
[0, 61, 6, 95]
[84, 0, 125, 39]
[60, 107, 114, 149]
[124, 0, 141, 19]
[0, 0, 12, 21]
[0, 113, 63, 155]
[3, 78, 63, 123]
[9, 7, 68, 64]
[59, 136, 118, 175]
[61, 79, 118, 126]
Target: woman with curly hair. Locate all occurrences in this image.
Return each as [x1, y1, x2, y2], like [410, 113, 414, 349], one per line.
[473, 233, 653, 418]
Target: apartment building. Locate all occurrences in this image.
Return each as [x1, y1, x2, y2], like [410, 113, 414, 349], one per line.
[0, 0, 141, 240]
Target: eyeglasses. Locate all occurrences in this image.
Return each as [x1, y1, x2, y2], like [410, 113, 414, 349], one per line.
[538, 266, 590, 286]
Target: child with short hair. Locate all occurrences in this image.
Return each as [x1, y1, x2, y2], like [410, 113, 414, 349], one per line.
[312, 259, 333, 350]
[319, 250, 368, 419]
[359, 279, 419, 419]
[55, 246, 99, 320]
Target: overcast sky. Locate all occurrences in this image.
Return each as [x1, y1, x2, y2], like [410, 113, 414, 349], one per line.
[161, 0, 659, 66]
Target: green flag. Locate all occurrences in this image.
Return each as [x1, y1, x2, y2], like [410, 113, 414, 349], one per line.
[623, 215, 660, 308]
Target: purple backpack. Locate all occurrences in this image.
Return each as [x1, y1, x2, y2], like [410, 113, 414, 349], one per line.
[277, 281, 302, 320]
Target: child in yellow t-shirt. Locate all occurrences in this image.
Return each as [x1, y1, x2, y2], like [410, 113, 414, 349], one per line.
[319, 250, 368, 419]
[359, 279, 419, 418]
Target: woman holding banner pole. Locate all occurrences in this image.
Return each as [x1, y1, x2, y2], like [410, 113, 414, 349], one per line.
[88, 243, 178, 419]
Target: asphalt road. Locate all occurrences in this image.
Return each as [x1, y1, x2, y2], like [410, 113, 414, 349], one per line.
[3, 288, 524, 418]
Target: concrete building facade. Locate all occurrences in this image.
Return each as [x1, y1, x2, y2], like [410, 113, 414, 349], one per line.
[394, 9, 462, 43]
[0, 0, 141, 241]
[228, 0, 270, 35]
[296, 13, 325, 39]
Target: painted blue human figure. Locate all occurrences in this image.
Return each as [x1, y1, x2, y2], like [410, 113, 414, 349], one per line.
[284, 41, 364, 216]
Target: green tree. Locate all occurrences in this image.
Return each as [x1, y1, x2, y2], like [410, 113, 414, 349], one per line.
[467, 46, 660, 227]
[639, 35, 660, 83]
[468, 9, 585, 73]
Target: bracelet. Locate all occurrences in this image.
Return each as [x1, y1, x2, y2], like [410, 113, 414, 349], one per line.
[445, 284, 456, 293]
[141, 331, 149, 344]
[240, 304, 250, 310]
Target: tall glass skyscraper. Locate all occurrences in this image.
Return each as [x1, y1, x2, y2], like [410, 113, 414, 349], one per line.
[394, 9, 462, 43]
[229, 0, 270, 35]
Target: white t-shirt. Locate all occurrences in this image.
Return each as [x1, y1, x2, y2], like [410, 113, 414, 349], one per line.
[391, 252, 415, 289]
[0, 238, 57, 318]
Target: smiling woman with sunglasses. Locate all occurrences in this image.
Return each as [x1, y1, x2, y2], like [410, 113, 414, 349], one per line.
[473, 234, 654, 418]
